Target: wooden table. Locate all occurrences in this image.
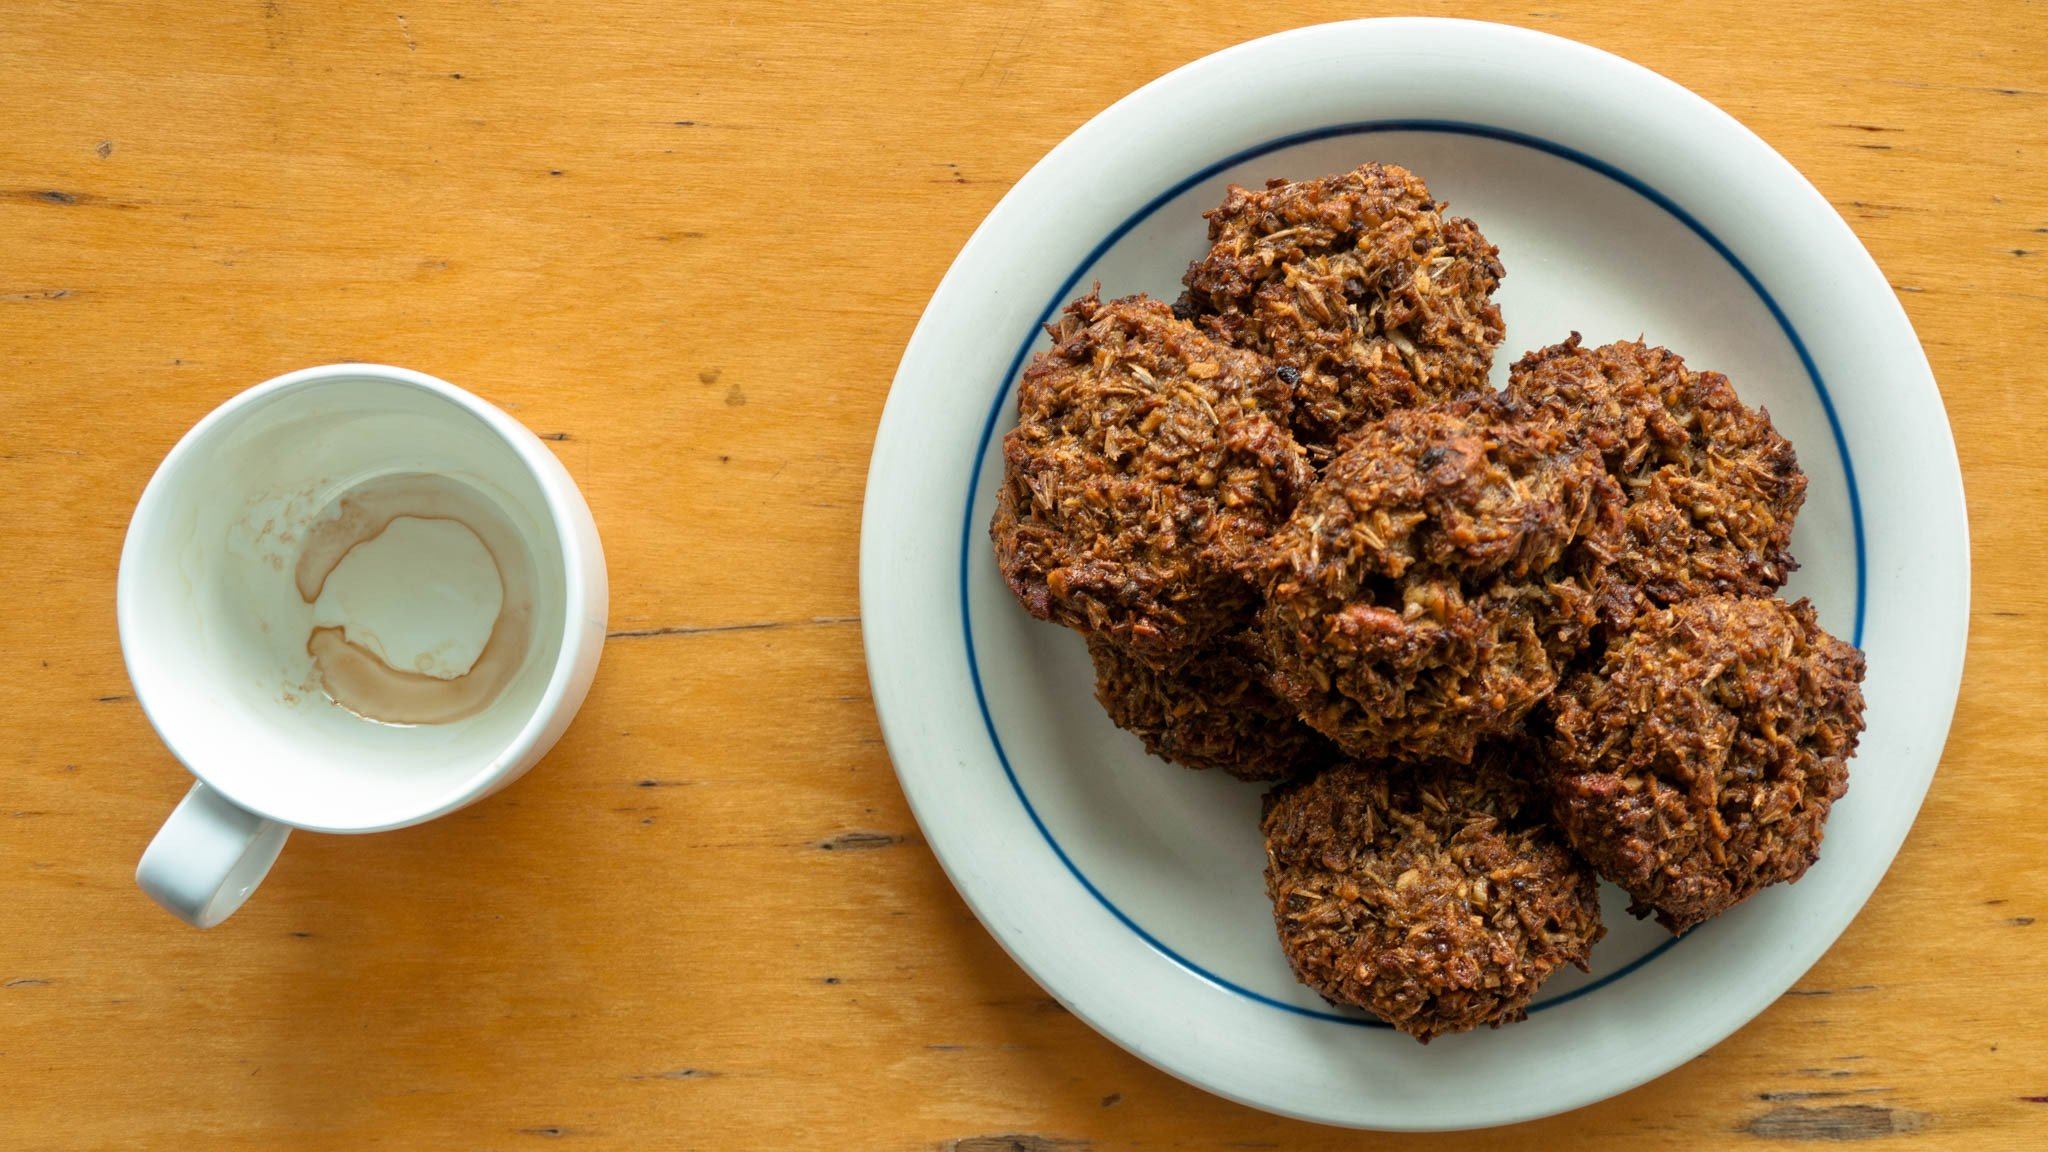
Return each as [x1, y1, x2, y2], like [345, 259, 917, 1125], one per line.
[3, 3, 2043, 1147]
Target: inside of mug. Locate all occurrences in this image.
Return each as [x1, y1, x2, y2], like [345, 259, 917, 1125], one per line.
[121, 375, 569, 830]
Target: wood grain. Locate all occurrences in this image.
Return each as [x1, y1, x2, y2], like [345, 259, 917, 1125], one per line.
[2, 2, 2043, 1148]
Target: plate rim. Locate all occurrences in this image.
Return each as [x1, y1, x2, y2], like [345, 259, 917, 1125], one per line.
[861, 16, 1968, 1130]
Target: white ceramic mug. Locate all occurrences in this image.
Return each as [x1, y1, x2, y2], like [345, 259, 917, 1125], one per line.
[120, 364, 608, 927]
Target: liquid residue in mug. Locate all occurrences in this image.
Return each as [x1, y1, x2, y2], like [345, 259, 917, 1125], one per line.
[293, 473, 533, 725]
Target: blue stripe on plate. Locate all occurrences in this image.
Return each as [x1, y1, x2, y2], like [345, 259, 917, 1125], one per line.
[957, 120, 1867, 1028]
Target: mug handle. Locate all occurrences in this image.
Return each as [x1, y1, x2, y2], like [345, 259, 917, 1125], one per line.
[136, 782, 291, 928]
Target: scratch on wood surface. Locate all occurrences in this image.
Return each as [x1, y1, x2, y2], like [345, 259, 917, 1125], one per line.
[1877, 78, 2040, 97]
[2008, 916, 2035, 926]
[1759, 1088, 1888, 1102]
[539, 431, 571, 441]
[1, 189, 137, 209]
[1843, 200, 1925, 214]
[1739, 1104, 1926, 1140]
[517, 1127, 579, 1138]
[395, 14, 417, 50]
[1785, 984, 1880, 997]
[625, 1068, 717, 1081]
[817, 831, 899, 852]
[607, 615, 858, 640]
[96, 694, 133, 704]
[4, 979, 51, 988]
[1794, 1063, 1863, 1079]
[950, 1131, 1097, 1139]
[659, 118, 751, 131]
[0, 289, 74, 301]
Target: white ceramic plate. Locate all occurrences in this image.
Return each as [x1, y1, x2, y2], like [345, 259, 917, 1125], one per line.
[860, 19, 1967, 1131]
